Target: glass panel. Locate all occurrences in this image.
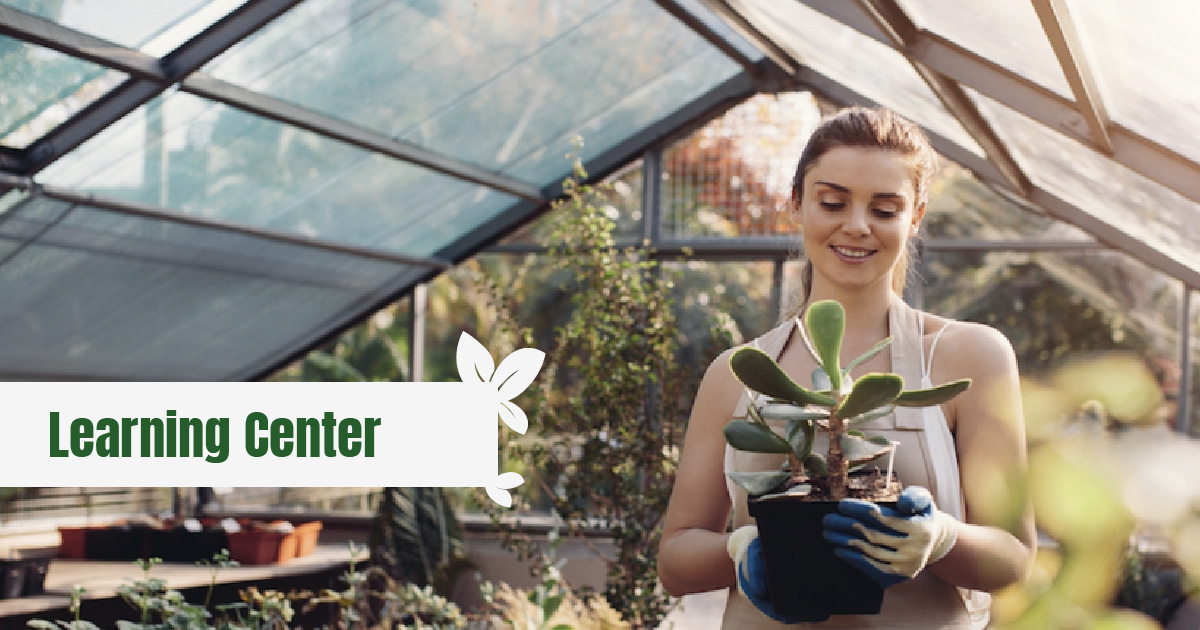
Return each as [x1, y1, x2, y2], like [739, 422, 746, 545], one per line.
[733, 0, 984, 157]
[1, 0, 244, 55]
[665, 259, 778, 349]
[922, 249, 1181, 435]
[500, 160, 644, 247]
[38, 92, 518, 258]
[900, 0, 1072, 98]
[205, 0, 740, 182]
[0, 198, 408, 380]
[1068, 0, 1200, 164]
[924, 164, 1095, 242]
[0, 37, 124, 149]
[662, 93, 818, 239]
[967, 88, 1200, 278]
[1191, 291, 1200, 437]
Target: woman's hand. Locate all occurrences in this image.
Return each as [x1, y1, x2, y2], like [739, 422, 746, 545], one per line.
[822, 486, 959, 588]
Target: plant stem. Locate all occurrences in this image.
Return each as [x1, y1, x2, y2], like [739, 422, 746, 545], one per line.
[827, 413, 847, 500]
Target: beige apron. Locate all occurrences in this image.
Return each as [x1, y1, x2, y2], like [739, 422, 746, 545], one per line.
[720, 293, 990, 629]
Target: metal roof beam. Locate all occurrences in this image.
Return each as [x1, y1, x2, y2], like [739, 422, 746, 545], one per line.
[698, 0, 798, 76]
[0, 173, 450, 270]
[1031, 0, 1113, 155]
[180, 74, 545, 203]
[651, 0, 763, 78]
[0, 4, 163, 80]
[798, 0, 1200, 208]
[19, 0, 304, 175]
[855, 0, 1033, 196]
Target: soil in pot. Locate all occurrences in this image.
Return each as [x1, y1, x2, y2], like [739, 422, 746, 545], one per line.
[747, 471, 899, 620]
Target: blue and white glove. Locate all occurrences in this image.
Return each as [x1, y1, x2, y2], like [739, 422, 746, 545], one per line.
[728, 525, 825, 623]
[822, 486, 959, 588]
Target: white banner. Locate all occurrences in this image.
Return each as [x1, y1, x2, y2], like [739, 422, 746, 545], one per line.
[0, 333, 542, 506]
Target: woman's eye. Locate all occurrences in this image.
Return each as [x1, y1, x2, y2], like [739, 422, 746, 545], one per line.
[872, 208, 899, 218]
[819, 201, 845, 210]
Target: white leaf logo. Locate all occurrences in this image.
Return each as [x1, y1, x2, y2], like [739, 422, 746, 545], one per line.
[493, 348, 546, 401]
[486, 487, 513, 507]
[486, 472, 524, 507]
[457, 332, 495, 384]
[494, 472, 523, 489]
[498, 401, 528, 435]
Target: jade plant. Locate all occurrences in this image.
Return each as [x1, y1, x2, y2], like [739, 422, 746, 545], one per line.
[725, 300, 971, 501]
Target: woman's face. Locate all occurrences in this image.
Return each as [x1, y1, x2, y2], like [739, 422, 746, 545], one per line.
[797, 147, 925, 293]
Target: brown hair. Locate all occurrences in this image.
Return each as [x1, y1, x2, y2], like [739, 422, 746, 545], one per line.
[785, 106, 937, 319]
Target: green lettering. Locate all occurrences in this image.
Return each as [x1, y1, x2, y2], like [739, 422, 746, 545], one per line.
[70, 418, 93, 458]
[140, 417, 164, 457]
[181, 417, 203, 457]
[50, 412, 67, 458]
[206, 418, 229, 463]
[96, 418, 119, 457]
[340, 418, 362, 457]
[121, 417, 137, 458]
[297, 417, 319, 457]
[246, 412, 268, 457]
[271, 418, 293, 457]
[365, 417, 381, 457]
[322, 412, 337, 457]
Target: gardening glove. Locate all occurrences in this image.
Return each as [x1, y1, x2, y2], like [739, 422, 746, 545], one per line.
[728, 525, 824, 623]
[821, 486, 959, 588]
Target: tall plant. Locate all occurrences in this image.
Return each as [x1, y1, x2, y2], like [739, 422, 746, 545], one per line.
[480, 144, 721, 630]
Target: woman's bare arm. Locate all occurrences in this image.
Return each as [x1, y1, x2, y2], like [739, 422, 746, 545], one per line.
[928, 323, 1037, 591]
[658, 348, 745, 596]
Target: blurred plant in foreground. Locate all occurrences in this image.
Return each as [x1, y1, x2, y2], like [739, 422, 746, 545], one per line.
[984, 352, 1200, 629]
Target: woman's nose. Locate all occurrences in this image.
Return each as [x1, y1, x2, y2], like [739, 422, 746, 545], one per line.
[842, 208, 870, 236]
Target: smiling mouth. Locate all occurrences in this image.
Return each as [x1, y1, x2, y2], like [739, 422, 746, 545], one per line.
[832, 245, 876, 259]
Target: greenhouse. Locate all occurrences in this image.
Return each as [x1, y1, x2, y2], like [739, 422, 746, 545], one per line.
[2, 0, 1199, 628]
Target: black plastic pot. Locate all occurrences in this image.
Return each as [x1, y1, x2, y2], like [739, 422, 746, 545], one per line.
[148, 528, 230, 563]
[22, 557, 50, 596]
[86, 526, 151, 561]
[748, 495, 897, 620]
[0, 560, 24, 599]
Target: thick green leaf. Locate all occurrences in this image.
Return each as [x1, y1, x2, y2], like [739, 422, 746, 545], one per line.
[544, 595, 564, 620]
[726, 470, 792, 495]
[843, 336, 893, 376]
[895, 378, 972, 407]
[840, 432, 897, 465]
[845, 404, 895, 425]
[761, 483, 813, 500]
[724, 420, 792, 453]
[812, 366, 832, 392]
[785, 417, 818, 461]
[730, 347, 836, 407]
[804, 452, 829, 477]
[760, 403, 827, 422]
[837, 373, 904, 419]
[805, 301, 845, 391]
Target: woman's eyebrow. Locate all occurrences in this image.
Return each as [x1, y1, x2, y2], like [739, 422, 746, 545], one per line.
[814, 181, 906, 201]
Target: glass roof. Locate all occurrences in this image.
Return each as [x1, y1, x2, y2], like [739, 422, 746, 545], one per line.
[968, 88, 1200, 278]
[0, 37, 124, 149]
[0, 193, 408, 380]
[1067, 0, 1200, 165]
[900, 0, 1072, 98]
[731, 0, 983, 157]
[38, 92, 518, 258]
[204, 0, 738, 182]
[3, 0, 1200, 380]
[1, 0, 244, 55]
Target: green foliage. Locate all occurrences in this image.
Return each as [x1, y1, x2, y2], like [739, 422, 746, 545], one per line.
[479, 143, 725, 629]
[370, 487, 470, 598]
[727, 300, 972, 499]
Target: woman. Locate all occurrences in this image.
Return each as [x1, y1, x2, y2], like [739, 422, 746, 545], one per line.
[657, 107, 1036, 628]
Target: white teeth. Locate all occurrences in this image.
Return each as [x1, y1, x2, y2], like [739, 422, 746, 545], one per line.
[833, 246, 872, 258]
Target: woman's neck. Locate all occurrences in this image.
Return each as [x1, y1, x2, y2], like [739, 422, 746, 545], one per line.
[805, 281, 893, 340]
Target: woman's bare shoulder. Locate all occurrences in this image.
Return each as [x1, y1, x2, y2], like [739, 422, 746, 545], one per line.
[923, 314, 1018, 376]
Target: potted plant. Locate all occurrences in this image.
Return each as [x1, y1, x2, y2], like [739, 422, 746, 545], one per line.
[725, 300, 970, 619]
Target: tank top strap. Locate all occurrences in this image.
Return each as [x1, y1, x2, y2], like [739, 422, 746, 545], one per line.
[889, 293, 926, 430]
[923, 318, 952, 387]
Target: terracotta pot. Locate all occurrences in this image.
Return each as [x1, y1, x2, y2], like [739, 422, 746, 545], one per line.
[57, 527, 89, 559]
[228, 529, 290, 566]
[749, 496, 897, 620]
